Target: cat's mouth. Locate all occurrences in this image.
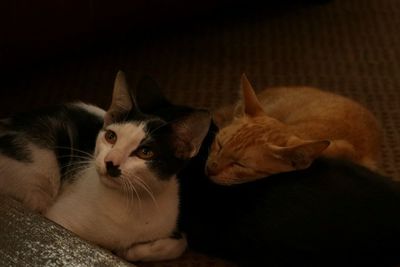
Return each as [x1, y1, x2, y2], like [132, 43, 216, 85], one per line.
[209, 174, 248, 186]
[206, 165, 239, 185]
[96, 166, 123, 189]
[206, 163, 267, 186]
[100, 174, 123, 189]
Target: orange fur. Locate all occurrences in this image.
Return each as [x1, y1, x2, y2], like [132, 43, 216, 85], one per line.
[207, 74, 381, 185]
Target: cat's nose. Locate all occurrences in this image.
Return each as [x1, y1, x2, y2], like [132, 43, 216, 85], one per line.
[105, 161, 121, 177]
[206, 162, 218, 177]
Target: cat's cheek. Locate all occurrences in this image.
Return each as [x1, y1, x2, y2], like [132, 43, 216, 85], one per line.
[99, 175, 122, 189]
[94, 143, 113, 173]
[211, 166, 258, 185]
[94, 152, 109, 177]
[209, 167, 235, 185]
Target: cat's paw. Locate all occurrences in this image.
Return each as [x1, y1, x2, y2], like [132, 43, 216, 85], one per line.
[117, 234, 187, 262]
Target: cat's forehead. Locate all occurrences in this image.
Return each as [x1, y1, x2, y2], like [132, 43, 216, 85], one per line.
[219, 117, 255, 137]
[113, 110, 166, 134]
[143, 118, 167, 134]
[218, 117, 287, 146]
[108, 122, 146, 142]
[224, 125, 263, 145]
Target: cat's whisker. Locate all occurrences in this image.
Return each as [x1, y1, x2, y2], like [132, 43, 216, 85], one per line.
[61, 164, 92, 179]
[123, 170, 159, 210]
[57, 155, 93, 161]
[121, 175, 143, 214]
[119, 178, 129, 202]
[131, 174, 152, 192]
[147, 117, 183, 136]
[61, 163, 88, 173]
[124, 179, 136, 207]
[52, 146, 94, 158]
[60, 161, 92, 172]
[60, 160, 93, 167]
[132, 176, 159, 210]
[127, 181, 137, 209]
[121, 178, 135, 209]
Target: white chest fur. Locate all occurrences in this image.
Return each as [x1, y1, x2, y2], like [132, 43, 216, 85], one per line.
[45, 167, 179, 251]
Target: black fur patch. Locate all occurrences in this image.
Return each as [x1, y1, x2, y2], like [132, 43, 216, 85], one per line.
[0, 134, 32, 162]
[1, 104, 104, 180]
[106, 106, 186, 180]
[143, 124, 186, 180]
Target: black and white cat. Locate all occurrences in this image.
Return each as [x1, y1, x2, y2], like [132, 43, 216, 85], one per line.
[0, 71, 211, 262]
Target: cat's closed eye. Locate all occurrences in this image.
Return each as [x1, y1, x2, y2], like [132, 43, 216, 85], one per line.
[233, 161, 247, 168]
[105, 130, 117, 144]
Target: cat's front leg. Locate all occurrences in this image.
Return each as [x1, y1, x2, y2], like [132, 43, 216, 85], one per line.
[117, 233, 187, 262]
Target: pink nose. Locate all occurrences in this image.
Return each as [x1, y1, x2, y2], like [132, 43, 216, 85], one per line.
[104, 150, 123, 167]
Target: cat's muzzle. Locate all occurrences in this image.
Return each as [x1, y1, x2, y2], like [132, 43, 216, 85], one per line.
[105, 161, 122, 177]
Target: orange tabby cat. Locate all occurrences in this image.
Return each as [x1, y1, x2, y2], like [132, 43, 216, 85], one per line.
[207, 74, 381, 185]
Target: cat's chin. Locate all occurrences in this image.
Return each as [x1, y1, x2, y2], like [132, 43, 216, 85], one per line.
[209, 175, 247, 186]
[99, 174, 122, 190]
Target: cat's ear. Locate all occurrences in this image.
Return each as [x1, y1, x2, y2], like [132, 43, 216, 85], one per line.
[212, 105, 236, 128]
[171, 110, 211, 159]
[270, 139, 331, 170]
[104, 70, 135, 126]
[134, 76, 169, 113]
[241, 74, 265, 117]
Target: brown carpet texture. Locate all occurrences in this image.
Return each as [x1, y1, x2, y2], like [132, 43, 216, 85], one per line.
[0, 0, 399, 266]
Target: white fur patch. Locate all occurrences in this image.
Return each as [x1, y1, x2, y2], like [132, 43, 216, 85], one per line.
[95, 123, 147, 179]
[45, 121, 181, 260]
[73, 102, 106, 118]
[118, 234, 187, 262]
[46, 167, 180, 250]
[0, 143, 60, 213]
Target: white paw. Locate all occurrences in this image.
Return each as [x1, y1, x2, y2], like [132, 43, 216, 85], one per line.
[118, 234, 187, 262]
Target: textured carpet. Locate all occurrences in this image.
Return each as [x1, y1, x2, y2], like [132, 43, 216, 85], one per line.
[0, 0, 400, 266]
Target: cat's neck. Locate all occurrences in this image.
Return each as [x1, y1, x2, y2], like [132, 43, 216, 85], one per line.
[60, 163, 178, 210]
[46, 163, 180, 249]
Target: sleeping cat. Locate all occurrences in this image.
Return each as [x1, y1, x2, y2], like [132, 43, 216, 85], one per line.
[0, 71, 211, 262]
[207, 74, 381, 185]
[178, 122, 400, 267]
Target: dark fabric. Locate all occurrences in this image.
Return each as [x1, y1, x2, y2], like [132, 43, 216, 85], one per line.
[0, 0, 399, 266]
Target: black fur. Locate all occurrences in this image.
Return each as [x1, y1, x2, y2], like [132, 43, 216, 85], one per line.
[142, 117, 187, 179]
[105, 161, 122, 177]
[108, 75, 210, 180]
[0, 103, 103, 180]
[0, 99, 191, 182]
[111, 105, 200, 180]
[0, 134, 32, 162]
[178, 123, 400, 267]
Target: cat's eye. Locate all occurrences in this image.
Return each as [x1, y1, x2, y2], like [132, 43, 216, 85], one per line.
[105, 130, 117, 144]
[135, 146, 155, 160]
[234, 162, 247, 168]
